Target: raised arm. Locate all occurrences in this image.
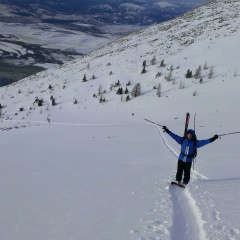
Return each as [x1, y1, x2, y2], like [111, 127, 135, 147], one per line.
[197, 135, 218, 148]
[162, 126, 183, 144]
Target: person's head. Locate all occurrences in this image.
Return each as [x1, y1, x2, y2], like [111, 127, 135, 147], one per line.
[186, 129, 195, 139]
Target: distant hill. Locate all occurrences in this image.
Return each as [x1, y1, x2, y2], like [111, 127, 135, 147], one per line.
[0, 0, 211, 86]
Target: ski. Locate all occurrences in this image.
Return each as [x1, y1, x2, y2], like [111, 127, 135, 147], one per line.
[183, 112, 190, 136]
[170, 181, 186, 188]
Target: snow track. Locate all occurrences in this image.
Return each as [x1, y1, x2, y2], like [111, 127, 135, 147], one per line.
[170, 187, 207, 240]
[2, 119, 127, 126]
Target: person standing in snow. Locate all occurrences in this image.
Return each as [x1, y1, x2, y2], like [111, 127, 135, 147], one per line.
[162, 126, 218, 187]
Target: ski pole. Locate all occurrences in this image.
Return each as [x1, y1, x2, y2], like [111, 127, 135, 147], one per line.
[193, 113, 197, 170]
[219, 131, 240, 137]
[131, 113, 164, 127]
[194, 113, 196, 132]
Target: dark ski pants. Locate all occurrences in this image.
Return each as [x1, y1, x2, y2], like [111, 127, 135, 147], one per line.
[176, 160, 192, 184]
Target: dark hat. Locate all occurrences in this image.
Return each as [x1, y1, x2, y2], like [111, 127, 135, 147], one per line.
[186, 129, 195, 136]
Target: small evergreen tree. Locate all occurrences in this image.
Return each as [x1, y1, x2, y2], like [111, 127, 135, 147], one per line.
[142, 60, 146, 67]
[195, 65, 202, 79]
[98, 84, 102, 96]
[116, 87, 123, 95]
[131, 83, 141, 97]
[82, 74, 87, 82]
[155, 72, 161, 79]
[156, 83, 161, 97]
[99, 93, 105, 103]
[204, 62, 208, 70]
[165, 69, 173, 82]
[114, 80, 120, 87]
[141, 66, 147, 74]
[125, 95, 130, 101]
[185, 69, 192, 78]
[150, 55, 157, 65]
[208, 67, 214, 79]
[124, 87, 129, 94]
[51, 97, 56, 106]
[38, 99, 43, 106]
[160, 59, 165, 67]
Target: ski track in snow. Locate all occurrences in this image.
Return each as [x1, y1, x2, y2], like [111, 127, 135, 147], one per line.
[2, 119, 127, 126]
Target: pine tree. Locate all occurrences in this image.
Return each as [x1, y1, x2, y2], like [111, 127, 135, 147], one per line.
[125, 95, 130, 101]
[131, 83, 141, 97]
[99, 93, 105, 103]
[82, 74, 87, 82]
[155, 72, 161, 79]
[165, 68, 173, 82]
[195, 65, 202, 79]
[116, 87, 123, 95]
[185, 69, 192, 78]
[142, 60, 146, 67]
[98, 84, 102, 95]
[208, 67, 214, 79]
[51, 97, 56, 106]
[156, 83, 161, 97]
[141, 66, 147, 74]
[150, 55, 157, 65]
[160, 59, 165, 67]
[204, 62, 208, 70]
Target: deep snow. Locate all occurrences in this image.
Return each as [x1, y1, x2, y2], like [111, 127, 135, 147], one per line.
[0, 0, 240, 239]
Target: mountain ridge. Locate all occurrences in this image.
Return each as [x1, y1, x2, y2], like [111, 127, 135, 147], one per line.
[0, 0, 205, 85]
[0, 0, 239, 124]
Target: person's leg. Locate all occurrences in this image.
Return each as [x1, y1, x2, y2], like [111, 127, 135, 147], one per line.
[176, 160, 184, 182]
[183, 162, 192, 184]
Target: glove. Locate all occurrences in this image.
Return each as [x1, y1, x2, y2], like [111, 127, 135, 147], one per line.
[211, 134, 218, 142]
[162, 126, 170, 133]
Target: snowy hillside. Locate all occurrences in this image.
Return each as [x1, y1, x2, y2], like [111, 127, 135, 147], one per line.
[0, 0, 240, 239]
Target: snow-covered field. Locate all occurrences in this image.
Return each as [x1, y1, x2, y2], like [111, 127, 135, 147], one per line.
[0, 0, 240, 239]
[0, 22, 115, 55]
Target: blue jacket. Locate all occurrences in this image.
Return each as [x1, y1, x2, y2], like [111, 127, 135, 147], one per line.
[168, 129, 212, 162]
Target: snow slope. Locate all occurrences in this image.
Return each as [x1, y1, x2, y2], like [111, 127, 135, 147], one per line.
[0, 0, 240, 239]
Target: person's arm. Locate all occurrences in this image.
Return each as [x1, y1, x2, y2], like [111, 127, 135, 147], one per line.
[162, 126, 182, 144]
[197, 134, 218, 148]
